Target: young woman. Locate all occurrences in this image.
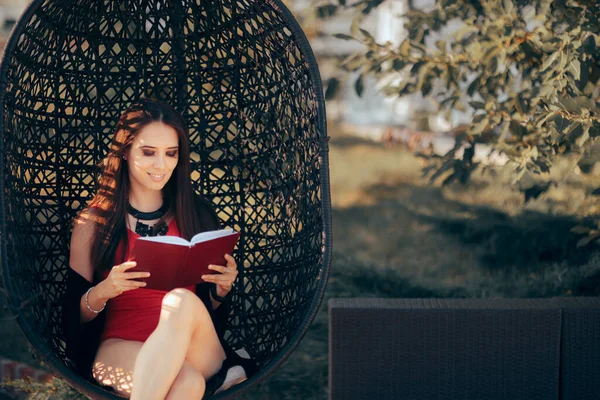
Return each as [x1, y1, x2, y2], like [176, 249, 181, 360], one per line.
[62, 98, 256, 399]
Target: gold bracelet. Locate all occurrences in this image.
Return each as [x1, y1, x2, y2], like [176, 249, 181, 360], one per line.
[85, 286, 106, 314]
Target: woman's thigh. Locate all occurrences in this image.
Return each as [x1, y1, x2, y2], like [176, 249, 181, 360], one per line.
[172, 290, 226, 378]
[184, 322, 227, 380]
[93, 338, 143, 396]
[93, 338, 211, 397]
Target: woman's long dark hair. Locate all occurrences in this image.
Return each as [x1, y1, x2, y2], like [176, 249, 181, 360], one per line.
[78, 98, 217, 281]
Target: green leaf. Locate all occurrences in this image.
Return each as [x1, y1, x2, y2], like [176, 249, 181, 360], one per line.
[565, 121, 580, 135]
[399, 39, 410, 57]
[473, 114, 486, 123]
[510, 121, 527, 137]
[436, 40, 447, 52]
[469, 101, 485, 110]
[568, 59, 581, 80]
[538, 85, 555, 99]
[416, 63, 432, 91]
[488, 56, 498, 73]
[558, 50, 568, 70]
[355, 74, 364, 97]
[410, 61, 426, 76]
[359, 29, 374, 41]
[558, 97, 580, 113]
[583, 34, 597, 54]
[392, 58, 405, 71]
[441, 95, 459, 107]
[575, 96, 597, 112]
[455, 24, 478, 41]
[578, 60, 589, 89]
[503, 0, 514, 14]
[540, 52, 559, 72]
[571, 225, 591, 234]
[467, 77, 481, 97]
[350, 17, 361, 36]
[397, 80, 412, 95]
[410, 41, 428, 54]
[534, 111, 555, 128]
[341, 53, 365, 71]
[483, 46, 502, 65]
[325, 77, 340, 100]
[577, 233, 600, 248]
[515, 97, 528, 115]
[317, 4, 338, 18]
[333, 33, 355, 41]
[470, 117, 488, 135]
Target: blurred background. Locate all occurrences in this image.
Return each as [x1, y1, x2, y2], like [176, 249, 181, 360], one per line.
[0, 0, 599, 398]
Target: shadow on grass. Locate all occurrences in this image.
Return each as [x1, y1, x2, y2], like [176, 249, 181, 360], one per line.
[328, 134, 384, 149]
[334, 182, 599, 273]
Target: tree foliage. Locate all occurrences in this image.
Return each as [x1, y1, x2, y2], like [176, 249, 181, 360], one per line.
[319, 0, 599, 182]
[316, 0, 600, 245]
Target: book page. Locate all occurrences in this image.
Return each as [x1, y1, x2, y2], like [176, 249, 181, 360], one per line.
[190, 228, 236, 245]
[137, 236, 191, 246]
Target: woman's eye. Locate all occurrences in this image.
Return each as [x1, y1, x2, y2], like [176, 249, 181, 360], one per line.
[142, 151, 178, 157]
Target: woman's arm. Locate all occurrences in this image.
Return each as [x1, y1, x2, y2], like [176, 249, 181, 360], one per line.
[69, 210, 109, 323]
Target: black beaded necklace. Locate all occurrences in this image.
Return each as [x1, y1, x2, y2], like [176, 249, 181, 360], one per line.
[126, 200, 169, 237]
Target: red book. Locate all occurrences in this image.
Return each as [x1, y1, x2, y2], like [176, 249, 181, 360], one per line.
[129, 229, 241, 291]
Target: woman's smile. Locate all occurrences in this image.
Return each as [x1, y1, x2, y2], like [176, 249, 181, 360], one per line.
[148, 173, 166, 182]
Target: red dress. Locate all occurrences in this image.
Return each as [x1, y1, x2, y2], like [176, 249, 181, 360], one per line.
[100, 219, 195, 343]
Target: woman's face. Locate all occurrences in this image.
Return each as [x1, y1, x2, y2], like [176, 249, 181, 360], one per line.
[125, 122, 180, 192]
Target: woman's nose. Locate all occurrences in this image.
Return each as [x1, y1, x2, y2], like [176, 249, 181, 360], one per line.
[154, 154, 165, 169]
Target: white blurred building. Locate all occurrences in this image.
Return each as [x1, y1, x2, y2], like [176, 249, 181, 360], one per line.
[0, 0, 26, 42]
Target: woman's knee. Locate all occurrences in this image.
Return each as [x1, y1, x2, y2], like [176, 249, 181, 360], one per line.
[160, 288, 210, 329]
[167, 363, 206, 399]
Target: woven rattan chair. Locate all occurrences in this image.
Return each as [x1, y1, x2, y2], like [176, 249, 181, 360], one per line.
[0, 0, 331, 398]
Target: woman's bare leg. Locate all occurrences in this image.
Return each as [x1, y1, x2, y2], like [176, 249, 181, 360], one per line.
[93, 339, 143, 396]
[94, 339, 206, 399]
[130, 288, 226, 400]
[164, 362, 206, 400]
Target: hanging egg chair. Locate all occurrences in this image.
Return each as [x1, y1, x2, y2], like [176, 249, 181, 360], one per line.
[0, 0, 331, 398]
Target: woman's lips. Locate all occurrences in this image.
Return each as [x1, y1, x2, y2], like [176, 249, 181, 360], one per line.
[148, 173, 165, 182]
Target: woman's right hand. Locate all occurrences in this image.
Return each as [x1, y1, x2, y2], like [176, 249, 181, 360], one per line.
[96, 261, 150, 299]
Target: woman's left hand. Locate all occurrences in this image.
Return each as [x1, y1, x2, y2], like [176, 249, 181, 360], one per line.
[202, 254, 238, 298]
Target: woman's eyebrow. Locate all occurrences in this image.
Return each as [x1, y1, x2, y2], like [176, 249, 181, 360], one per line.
[139, 146, 179, 149]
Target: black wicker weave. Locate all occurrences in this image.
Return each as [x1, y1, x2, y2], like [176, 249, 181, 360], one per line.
[0, 0, 331, 398]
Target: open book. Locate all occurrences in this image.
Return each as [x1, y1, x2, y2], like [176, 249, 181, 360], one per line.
[129, 228, 241, 291]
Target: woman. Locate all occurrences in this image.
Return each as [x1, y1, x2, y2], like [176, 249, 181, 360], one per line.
[62, 98, 256, 399]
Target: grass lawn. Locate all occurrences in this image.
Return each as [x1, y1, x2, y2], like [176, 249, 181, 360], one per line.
[1, 121, 599, 399]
